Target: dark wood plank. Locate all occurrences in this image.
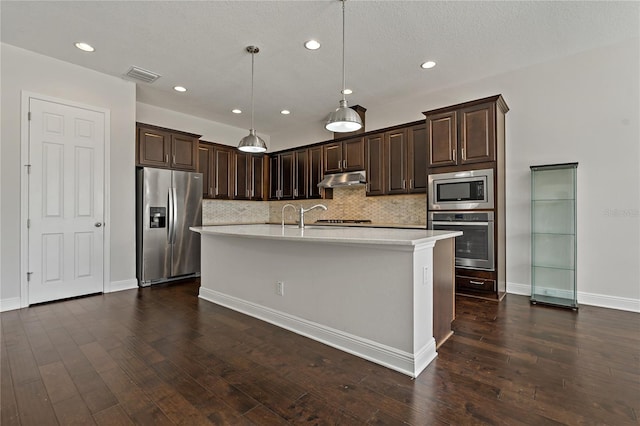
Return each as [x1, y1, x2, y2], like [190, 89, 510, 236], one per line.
[92, 404, 135, 426]
[12, 379, 58, 426]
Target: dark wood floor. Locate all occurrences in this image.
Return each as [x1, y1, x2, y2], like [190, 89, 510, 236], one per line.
[1, 281, 638, 425]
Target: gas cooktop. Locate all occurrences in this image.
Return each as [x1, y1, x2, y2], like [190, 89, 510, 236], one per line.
[315, 219, 372, 224]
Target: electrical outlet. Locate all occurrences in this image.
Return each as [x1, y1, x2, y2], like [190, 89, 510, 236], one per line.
[276, 281, 284, 296]
[423, 266, 430, 286]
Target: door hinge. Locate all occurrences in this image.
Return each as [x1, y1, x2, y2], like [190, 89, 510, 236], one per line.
[26, 272, 33, 282]
[28, 111, 32, 121]
[27, 218, 31, 228]
[25, 164, 31, 174]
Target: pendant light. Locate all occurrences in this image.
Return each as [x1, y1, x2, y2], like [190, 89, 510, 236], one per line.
[238, 46, 267, 153]
[325, 0, 362, 133]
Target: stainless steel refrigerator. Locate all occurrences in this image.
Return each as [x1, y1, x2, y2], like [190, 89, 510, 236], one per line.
[136, 168, 202, 286]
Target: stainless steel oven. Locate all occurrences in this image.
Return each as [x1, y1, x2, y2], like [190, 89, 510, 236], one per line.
[428, 211, 494, 271]
[428, 168, 494, 210]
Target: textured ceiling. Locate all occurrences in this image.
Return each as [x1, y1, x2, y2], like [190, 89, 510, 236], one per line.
[2, 1, 638, 137]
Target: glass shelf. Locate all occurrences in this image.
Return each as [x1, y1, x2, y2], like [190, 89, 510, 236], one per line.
[530, 163, 578, 310]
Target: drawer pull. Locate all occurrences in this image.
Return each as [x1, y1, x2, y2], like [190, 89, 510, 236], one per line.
[469, 280, 485, 286]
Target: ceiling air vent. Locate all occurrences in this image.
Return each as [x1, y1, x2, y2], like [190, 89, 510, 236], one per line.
[124, 66, 161, 83]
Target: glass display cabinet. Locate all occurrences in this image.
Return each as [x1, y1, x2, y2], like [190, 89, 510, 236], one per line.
[530, 163, 578, 310]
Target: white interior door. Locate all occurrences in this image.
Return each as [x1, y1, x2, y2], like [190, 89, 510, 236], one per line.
[28, 98, 105, 304]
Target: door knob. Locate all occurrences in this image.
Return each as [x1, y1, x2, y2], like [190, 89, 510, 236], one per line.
[95, 222, 102, 227]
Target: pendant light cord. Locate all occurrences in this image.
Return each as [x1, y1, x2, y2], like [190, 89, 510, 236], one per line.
[341, 0, 346, 102]
[251, 50, 255, 130]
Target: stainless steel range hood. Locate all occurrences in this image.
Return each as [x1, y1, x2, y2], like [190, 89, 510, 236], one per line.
[317, 171, 366, 188]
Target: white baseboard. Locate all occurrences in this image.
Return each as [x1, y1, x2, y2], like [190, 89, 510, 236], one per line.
[507, 282, 640, 313]
[105, 278, 138, 293]
[199, 287, 436, 378]
[0, 297, 21, 312]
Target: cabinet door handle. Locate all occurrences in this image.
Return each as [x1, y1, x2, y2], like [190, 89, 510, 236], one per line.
[452, 149, 456, 161]
[173, 154, 176, 164]
[294, 188, 298, 197]
[338, 160, 341, 170]
[165, 154, 169, 163]
[342, 159, 346, 169]
[409, 179, 413, 189]
[209, 187, 213, 196]
[461, 148, 465, 160]
[402, 179, 406, 189]
[215, 187, 218, 196]
[469, 280, 485, 286]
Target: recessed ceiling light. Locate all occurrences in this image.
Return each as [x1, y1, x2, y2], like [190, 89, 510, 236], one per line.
[173, 86, 187, 92]
[304, 40, 321, 50]
[420, 61, 436, 69]
[74, 42, 95, 52]
[232, 109, 242, 114]
[341, 89, 353, 95]
[280, 110, 291, 115]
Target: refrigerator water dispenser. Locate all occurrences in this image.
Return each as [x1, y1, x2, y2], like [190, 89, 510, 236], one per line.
[150, 207, 166, 228]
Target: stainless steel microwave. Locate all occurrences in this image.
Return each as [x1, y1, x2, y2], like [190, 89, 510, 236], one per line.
[428, 168, 494, 210]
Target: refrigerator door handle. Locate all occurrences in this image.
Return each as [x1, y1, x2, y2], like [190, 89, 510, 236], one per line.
[167, 188, 174, 243]
[171, 187, 178, 244]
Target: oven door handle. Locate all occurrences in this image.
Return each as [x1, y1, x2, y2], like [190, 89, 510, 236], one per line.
[431, 221, 490, 226]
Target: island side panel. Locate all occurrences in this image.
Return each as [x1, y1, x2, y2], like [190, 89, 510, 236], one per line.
[432, 237, 455, 348]
[198, 233, 437, 376]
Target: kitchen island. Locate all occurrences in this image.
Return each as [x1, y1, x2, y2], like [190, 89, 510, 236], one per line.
[191, 224, 461, 378]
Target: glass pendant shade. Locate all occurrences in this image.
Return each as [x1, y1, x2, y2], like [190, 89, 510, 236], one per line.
[326, 99, 362, 132]
[238, 129, 267, 153]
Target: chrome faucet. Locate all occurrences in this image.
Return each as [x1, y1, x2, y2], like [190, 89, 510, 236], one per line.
[281, 203, 297, 227]
[298, 204, 327, 228]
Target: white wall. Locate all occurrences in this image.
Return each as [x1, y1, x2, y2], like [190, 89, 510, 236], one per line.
[136, 102, 267, 147]
[271, 38, 640, 310]
[1, 43, 137, 308]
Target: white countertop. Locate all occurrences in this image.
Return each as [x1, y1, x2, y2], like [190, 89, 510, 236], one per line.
[191, 224, 460, 246]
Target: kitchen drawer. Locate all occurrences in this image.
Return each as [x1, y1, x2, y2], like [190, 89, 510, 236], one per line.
[456, 275, 496, 293]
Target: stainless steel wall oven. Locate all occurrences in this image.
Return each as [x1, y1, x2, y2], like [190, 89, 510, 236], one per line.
[428, 211, 494, 271]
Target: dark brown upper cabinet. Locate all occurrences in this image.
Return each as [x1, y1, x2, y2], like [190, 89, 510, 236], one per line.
[269, 151, 295, 200]
[406, 124, 428, 193]
[385, 129, 408, 195]
[136, 123, 199, 171]
[198, 143, 214, 198]
[251, 155, 265, 200]
[197, 141, 233, 200]
[365, 123, 427, 196]
[270, 148, 322, 200]
[233, 151, 251, 200]
[323, 137, 365, 174]
[232, 151, 265, 201]
[294, 148, 309, 199]
[365, 133, 385, 196]
[424, 95, 508, 168]
[308, 146, 324, 199]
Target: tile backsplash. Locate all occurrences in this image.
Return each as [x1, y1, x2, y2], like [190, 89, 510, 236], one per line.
[202, 199, 269, 225]
[203, 186, 426, 226]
